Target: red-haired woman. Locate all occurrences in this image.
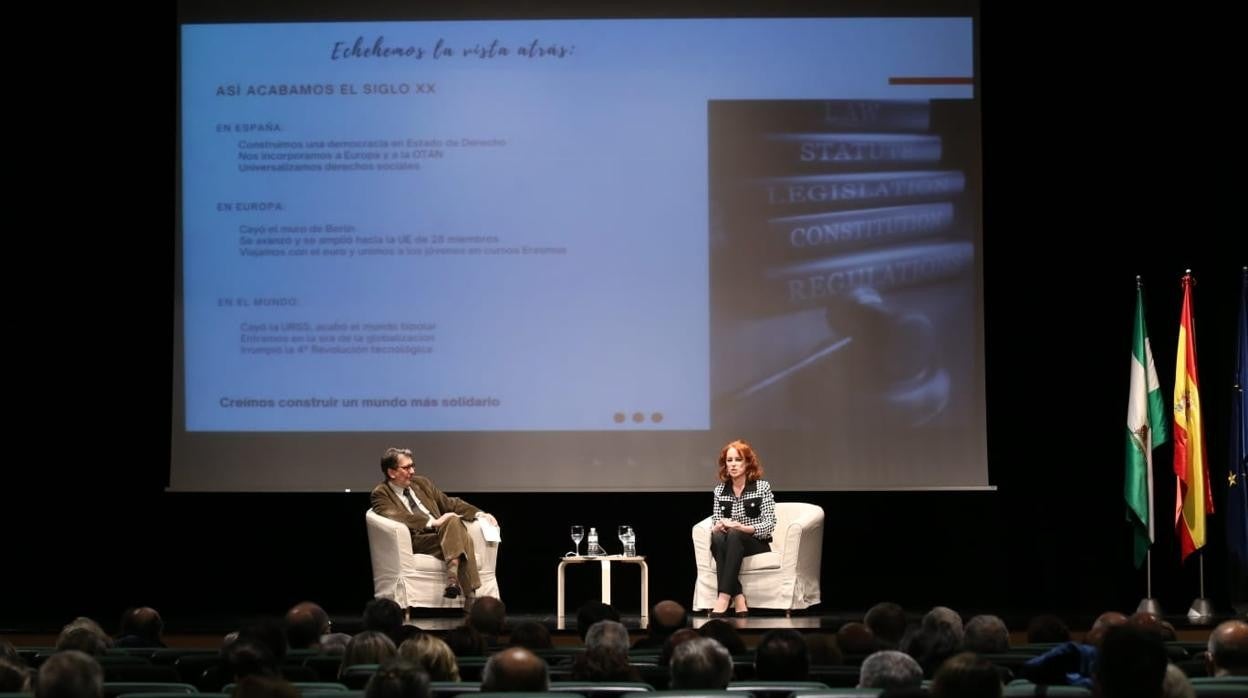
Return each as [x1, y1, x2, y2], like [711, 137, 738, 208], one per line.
[708, 439, 776, 617]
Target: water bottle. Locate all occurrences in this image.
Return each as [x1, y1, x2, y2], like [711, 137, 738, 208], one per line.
[624, 526, 636, 557]
[587, 527, 600, 556]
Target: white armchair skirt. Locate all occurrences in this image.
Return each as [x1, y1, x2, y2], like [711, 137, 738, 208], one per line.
[366, 510, 500, 608]
[691, 501, 823, 611]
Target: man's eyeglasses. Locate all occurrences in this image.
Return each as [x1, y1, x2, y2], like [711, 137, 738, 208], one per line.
[397, 464, 415, 471]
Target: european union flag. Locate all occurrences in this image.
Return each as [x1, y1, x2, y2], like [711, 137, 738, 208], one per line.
[1229, 268, 1248, 566]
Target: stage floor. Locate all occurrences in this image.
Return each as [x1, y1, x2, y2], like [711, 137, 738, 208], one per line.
[403, 613, 826, 633]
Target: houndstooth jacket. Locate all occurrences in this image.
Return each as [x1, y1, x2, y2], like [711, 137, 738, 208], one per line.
[711, 478, 776, 541]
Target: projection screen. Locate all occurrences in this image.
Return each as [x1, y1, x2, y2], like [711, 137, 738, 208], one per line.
[174, 9, 986, 492]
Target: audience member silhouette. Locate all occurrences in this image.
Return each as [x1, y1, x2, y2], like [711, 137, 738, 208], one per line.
[803, 633, 842, 666]
[963, 615, 1009, 654]
[445, 626, 487, 657]
[1207, 619, 1248, 677]
[571, 620, 640, 682]
[1095, 622, 1167, 698]
[754, 629, 810, 680]
[901, 618, 960, 677]
[1128, 611, 1173, 643]
[507, 621, 553, 651]
[575, 601, 620, 642]
[284, 602, 331, 651]
[364, 598, 407, 647]
[467, 596, 507, 647]
[321, 632, 352, 656]
[59, 618, 109, 641]
[115, 607, 165, 648]
[836, 622, 879, 656]
[399, 635, 460, 682]
[658, 628, 701, 668]
[632, 600, 687, 650]
[1018, 610, 1126, 688]
[858, 650, 922, 691]
[36, 650, 103, 698]
[1161, 662, 1195, 698]
[56, 618, 112, 656]
[481, 647, 549, 692]
[339, 631, 398, 680]
[930, 652, 1002, 698]
[223, 640, 280, 683]
[864, 602, 908, 649]
[923, 607, 964, 641]
[0, 659, 32, 693]
[670, 637, 733, 690]
[55, 628, 110, 657]
[240, 620, 290, 663]
[699, 619, 746, 655]
[365, 658, 433, 698]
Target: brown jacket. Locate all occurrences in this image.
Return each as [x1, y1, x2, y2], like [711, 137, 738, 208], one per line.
[370, 476, 482, 556]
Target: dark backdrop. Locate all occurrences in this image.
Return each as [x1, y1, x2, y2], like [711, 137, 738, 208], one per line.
[2, 1, 1242, 631]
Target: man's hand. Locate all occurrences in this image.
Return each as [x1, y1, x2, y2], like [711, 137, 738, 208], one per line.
[430, 512, 461, 528]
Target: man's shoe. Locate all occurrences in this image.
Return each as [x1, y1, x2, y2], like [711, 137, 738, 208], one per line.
[443, 583, 461, 599]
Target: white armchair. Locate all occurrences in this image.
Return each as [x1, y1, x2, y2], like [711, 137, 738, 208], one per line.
[691, 502, 823, 612]
[366, 510, 501, 609]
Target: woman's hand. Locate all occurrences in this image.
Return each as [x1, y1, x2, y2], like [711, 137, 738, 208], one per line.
[718, 519, 754, 534]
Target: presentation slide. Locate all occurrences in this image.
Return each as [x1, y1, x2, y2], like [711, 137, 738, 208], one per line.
[176, 15, 985, 492]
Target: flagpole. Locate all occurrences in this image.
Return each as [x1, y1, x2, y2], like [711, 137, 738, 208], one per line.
[1138, 549, 1161, 616]
[1188, 551, 1213, 620]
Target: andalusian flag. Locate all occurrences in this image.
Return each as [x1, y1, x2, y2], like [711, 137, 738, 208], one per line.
[1174, 272, 1214, 560]
[1126, 280, 1167, 568]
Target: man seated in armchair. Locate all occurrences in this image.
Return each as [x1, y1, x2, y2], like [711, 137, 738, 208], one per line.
[370, 447, 499, 600]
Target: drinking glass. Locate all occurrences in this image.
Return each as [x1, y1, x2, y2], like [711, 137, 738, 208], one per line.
[570, 525, 584, 556]
[617, 525, 629, 555]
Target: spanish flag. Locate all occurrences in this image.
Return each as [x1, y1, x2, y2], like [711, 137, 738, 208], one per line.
[1174, 272, 1214, 560]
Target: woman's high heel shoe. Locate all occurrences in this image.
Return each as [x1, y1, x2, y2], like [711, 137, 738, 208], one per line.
[731, 594, 749, 618]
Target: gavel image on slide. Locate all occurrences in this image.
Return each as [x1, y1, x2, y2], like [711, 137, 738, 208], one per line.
[717, 283, 952, 429]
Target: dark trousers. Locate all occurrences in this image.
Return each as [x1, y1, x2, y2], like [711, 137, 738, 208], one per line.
[710, 530, 770, 596]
